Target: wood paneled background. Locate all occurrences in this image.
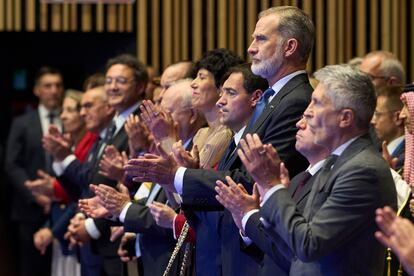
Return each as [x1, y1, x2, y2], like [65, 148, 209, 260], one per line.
[0, 0, 412, 79]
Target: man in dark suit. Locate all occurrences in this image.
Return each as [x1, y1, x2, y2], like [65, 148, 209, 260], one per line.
[218, 64, 398, 275]
[5, 66, 64, 276]
[371, 86, 405, 171]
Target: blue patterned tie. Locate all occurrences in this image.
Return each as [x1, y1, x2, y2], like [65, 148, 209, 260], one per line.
[249, 87, 275, 127]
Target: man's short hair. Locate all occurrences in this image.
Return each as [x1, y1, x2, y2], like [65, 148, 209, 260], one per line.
[314, 64, 376, 129]
[376, 86, 404, 112]
[34, 66, 63, 86]
[105, 54, 149, 84]
[259, 6, 315, 64]
[364, 51, 405, 84]
[195, 48, 244, 88]
[220, 63, 268, 94]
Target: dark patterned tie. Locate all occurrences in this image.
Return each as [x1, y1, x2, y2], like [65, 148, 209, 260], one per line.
[292, 171, 312, 201]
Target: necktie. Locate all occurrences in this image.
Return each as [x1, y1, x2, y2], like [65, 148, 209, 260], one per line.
[218, 138, 236, 169]
[104, 120, 117, 145]
[249, 88, 275, 126]
[292, 171, 312, 201]
[47, 112, 55, 124]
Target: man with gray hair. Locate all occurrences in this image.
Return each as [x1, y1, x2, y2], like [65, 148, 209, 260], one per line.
[360, 50, 405, 90]
[217, 64, 397, 275]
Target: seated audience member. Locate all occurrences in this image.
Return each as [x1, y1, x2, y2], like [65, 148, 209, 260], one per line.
[216, 64, 397, 275]
[371, 86, 405, 171]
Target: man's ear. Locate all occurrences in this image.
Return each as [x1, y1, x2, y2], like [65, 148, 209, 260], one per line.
[394, 110, 404, 127]
[136, 82, 147, 97]
[284, 38, 299, 58]
[250, 89, 263, 108]
[34, 86, 40, 98]
[338, 108, 354, 128]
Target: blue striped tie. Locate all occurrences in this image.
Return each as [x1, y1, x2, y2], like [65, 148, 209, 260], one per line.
[249, 87, 275, 127]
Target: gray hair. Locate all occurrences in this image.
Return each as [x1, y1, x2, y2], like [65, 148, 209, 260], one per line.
[314, 64, 376, 129]
[166, 79, 194, 109]
[259, 6, 315, 63]
[380, 58, 405, 84]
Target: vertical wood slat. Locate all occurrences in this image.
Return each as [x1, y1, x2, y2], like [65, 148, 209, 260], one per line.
[218, 0, 227, 48]
[327, 0, 336, 64]
[14, 0, 21, 31]
[272, 0, 283, 7]
[302, 0, 313, 71]
[356, 0, 366, 57]
[62, 2, 69, 32]
[315, 0, 324, 69]
[118, 4, 125, 32]
[162, 0, 172, 68]
[246, 0, 257, 59]
[81, 4, 92, 32]
[70, 2, 77, 32]
[0, 0, 4, 31]
[399, 0, 407, 75]
[370, 0, 378, 51]
[96, 2, 104, 32]
[40, 3, 48, 32]
[337, 0, 344, 63]
[344, 0, 353, 61]
[173, 0, 180, 62]
[137, 0, 147, 65]
[6, 0, 12, 31]
[391, 0, 398, 56]
[261, 0, 269, 11]
[181, 0, 189, 60]
[206, 0, 215, 50]
[381, 0, 391, 51]
[236, 0, 244, 57]
[192, 0, 202, 61]
[25, 0, 35, 31]
[126, 3, 133, 32]
[51, 4, 61, 32]
[107, 4, 117, 32]
[152, 0, 160, 73]
[228, 0, 236, 51]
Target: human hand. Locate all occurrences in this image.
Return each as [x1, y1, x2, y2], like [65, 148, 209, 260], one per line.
[238, 133, 282, 196]
[43, 125, 72, 161]
[148, 201, 177, 229]
[65, 215, 90, 247]
[25, 170, 54, 198]
[118, 233, 137, 262]
[99, 145, 127, 182]
[125, 114, 151, 153]
[215, 176, 260, 230]
[90, 184, 130, 217]
[34, 194, 52, 214]
[33, 228, 53, 255]
[172, 141, 200, 168]
[78, 196, 110, 219]
[110, 226, 124, 242]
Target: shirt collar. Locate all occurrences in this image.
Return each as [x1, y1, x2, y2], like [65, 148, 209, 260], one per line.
[332, 136, 360, 156]
[307, 158, 327, 175]
[269, 70, 307, 102]
[387, 136, 404, 155]
[113, 102, 140, 133]
[234, 126, 247, 145]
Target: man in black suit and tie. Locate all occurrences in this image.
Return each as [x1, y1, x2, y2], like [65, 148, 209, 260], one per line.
[218, 64, 398, 275]
[5, 66, 64, 276]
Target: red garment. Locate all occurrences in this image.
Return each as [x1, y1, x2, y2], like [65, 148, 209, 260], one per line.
[53, 132, 98, 203]
[174, 213, 196, 243]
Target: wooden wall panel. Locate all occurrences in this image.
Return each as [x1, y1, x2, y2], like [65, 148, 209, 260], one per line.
[206, 0, 215, 51]
[14, 0, 21, 31]
[0, 0, 4, 31]
[25, 0, 35, 31]
[6, 0, 12, 31]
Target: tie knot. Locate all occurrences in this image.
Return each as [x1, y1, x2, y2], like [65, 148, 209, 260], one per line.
[262, 88, 275, 102]
[47, 112, 56, 124]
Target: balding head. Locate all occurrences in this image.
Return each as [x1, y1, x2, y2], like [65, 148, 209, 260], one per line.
[161, 79, 204, 141]
[360, 51, 405, 89]
[160, 61, 194, 94]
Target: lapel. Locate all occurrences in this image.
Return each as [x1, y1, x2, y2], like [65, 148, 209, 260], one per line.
[288, 171, 314, 206]
[305, 135, 372, 213]
[243, 73, 310, 136]
[33, 109, 44, 141]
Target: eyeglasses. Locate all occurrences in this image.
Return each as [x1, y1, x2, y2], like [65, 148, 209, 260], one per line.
[365, 73, 389, 81]
[373, 110, 399, 117]
[105, 77, 134, 86]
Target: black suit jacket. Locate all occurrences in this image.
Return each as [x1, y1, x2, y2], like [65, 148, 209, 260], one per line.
[182, 73, 312, 276]
[5, 109, 48, 222]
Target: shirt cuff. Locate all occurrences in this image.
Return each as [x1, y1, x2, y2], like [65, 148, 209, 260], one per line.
[84, 218, 101, 240]
[240, 230, 253, 246]
[172, 214, 178, 239]
[174, 167, 187, 195]
[242, 209, 259, 232]
[119, 202, 133, 223]
[260, 184, 285, 207]
[52, 154, 76, 176]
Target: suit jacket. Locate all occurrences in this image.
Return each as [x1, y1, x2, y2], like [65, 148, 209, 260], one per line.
[5, 109, 48, 222]
[123, 187, 177, 276]
[182, 74, 312, 276]
[260, 135, 397, 276]
[244, 170, 318, 275]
